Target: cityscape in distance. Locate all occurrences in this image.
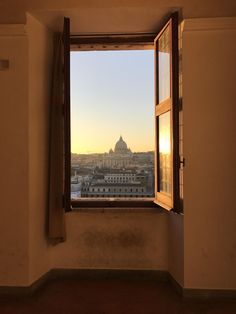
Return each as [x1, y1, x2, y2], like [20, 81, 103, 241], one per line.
[70, 50, 155, 200]
[71, 136, 154, 199]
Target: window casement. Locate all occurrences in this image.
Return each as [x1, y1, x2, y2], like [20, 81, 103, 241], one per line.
[154, 12, 181, 212]
[63, 13, 181, 212]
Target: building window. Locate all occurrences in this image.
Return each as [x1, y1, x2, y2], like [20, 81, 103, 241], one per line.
[64, 13, 181, 212]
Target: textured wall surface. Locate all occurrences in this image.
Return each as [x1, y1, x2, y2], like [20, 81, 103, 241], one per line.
[183, 19, 236, 289]
[50, 211, 169, 270]
[0, 28, 29, 286]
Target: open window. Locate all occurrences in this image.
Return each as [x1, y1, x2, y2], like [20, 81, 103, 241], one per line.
[63, 13, 181, 212]
[154, 12, 180, 212]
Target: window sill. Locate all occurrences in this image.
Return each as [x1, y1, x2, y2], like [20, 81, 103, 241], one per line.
[70, 198, 165, 214]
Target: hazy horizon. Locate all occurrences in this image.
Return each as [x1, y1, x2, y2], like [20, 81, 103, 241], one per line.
[71, 50, 154, 154]
[71, 147, 155, 155]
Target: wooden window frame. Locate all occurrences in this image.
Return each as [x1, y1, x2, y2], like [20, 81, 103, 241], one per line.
[64, 13, 180, 212]
[154, 12, 180, 213]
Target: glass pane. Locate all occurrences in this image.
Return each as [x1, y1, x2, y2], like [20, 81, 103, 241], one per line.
[158, 25, 171, 103]
[158, 111, 172, 195]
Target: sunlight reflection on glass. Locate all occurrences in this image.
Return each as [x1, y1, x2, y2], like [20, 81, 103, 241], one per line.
[159, 112, 171, 195]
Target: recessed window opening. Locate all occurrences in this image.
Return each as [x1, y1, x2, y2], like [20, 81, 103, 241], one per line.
[70, 47, 155, 200]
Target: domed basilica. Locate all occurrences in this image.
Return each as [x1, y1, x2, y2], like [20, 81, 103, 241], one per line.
[113, 136, 132, 154]
[103, 136, 132, 168]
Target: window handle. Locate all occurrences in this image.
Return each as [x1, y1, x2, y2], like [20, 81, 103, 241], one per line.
[179, 157, 185, 168]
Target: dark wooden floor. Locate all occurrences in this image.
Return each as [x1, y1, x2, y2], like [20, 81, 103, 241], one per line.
[0, 279, 236, 314]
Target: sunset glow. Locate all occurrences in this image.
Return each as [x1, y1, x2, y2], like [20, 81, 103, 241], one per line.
[71, 50, 154, 154]
[159, 112, 171, 154]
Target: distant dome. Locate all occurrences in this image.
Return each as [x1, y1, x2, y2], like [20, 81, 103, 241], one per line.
[109, 148, 114, 154]
[114, 136, 130, 154]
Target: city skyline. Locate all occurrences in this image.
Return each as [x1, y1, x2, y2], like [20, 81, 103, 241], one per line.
[71, 135, 154, 155]
[71, 50, 154, 154]
[71, 136, 155, 199]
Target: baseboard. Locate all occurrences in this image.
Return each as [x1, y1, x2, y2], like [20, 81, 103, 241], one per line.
[50, 268, 168, 282]
[168, 273, 236, 299]
[0, 271, 51, 296]
[0, 269, 167, 296]
[0, 285, 30, 296]
[183, 288, 236, 299]
[0, 269, 236, 299]
[168, 273, 183, 296]
[29, 271, 52, 295]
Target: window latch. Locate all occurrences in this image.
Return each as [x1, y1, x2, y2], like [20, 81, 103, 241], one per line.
[179, 157, 185, 168]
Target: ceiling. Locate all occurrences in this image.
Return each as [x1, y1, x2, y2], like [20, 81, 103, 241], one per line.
[0, 0, 236, 34]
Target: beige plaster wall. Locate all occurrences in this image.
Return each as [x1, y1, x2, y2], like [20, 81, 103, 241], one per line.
[168, 213, 184, 286]
[182, 19, 236, 289]
[0, 16, 52, 286]
[27, 14, 52, 285]
[0, 27, 29, 286]
[50, 211, 169, 271]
